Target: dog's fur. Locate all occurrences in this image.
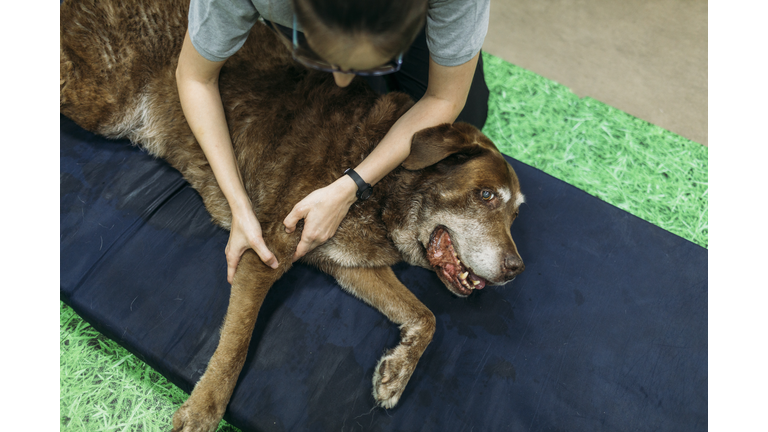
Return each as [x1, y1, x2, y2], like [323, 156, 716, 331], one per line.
[60, 0, 525, 430]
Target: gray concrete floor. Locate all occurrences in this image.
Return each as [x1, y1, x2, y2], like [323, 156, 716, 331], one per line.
[483, 0, 707, 146]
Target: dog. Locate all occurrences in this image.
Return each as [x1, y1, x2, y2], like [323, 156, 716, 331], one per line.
[60, 0, 525, 430]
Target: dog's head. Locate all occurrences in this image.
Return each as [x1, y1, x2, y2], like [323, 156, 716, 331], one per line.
[393, 123, 525, 297]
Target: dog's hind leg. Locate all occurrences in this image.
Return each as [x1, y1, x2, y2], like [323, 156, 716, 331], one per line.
[170, 248, 292, 432]
[326, 265, 436, 409]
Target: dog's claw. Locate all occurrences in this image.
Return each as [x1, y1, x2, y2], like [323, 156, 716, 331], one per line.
[378, 360, 392, 384]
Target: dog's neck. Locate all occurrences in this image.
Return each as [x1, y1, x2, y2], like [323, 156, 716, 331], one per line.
[375, 168, 433, 268]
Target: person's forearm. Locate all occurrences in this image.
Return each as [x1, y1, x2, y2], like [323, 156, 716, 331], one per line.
[354, 94, 462, 187]
[354, 52, 478, 187]
[176, 64, 252, 216]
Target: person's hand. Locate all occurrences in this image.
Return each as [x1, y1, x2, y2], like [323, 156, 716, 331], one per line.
[283, 177, 358, 262]
[226, 205, 279, 283]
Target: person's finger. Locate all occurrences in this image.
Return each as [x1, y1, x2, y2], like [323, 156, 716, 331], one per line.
[292, 236, 313, 263]
[226, 245, 243, 284]
[283, 203, 307, 233]
[292, 228, 326, 262]
[250, 236, 279, 269]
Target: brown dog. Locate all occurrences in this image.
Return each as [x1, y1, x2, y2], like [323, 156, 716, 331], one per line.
[60, 0, 525, 430]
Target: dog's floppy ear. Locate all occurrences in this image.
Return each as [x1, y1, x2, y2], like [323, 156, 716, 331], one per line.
[402, 122, 483, 170]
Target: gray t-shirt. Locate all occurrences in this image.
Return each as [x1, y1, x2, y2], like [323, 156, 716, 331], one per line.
[188, 0, 489, 67]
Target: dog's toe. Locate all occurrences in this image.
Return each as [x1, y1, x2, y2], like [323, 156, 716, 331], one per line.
[170, 397, 223, 432]
[372, 347, 417, 409]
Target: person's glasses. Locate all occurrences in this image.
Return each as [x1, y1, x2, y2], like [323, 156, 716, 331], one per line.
[291, 15, 403, 76]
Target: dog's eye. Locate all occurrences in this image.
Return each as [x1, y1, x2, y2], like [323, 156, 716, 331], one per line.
[481, 190, 495, 201]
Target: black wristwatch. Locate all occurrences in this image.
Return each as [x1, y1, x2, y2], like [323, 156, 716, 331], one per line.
[344, 168, 373, 200]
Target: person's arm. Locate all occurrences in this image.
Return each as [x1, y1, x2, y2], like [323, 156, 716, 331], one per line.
[283, 52, 481, 262]
[176, 30, 279, 282]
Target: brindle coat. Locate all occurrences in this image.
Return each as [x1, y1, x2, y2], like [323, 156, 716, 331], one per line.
[60, 0, 525, 430]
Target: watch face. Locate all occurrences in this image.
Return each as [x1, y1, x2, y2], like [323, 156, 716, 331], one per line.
[359, 187, 373, 200]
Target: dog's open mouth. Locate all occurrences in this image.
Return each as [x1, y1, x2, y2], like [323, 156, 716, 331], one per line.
[426, 226, 488, 296]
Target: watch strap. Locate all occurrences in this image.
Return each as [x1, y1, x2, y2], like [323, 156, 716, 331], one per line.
[344, 168, 372, 200]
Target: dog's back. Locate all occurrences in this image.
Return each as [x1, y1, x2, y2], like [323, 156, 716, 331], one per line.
[60, 0, 413, 231]
[60, 0, 188, 134]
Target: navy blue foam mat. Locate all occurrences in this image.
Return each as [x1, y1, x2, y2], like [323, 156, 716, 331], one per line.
[60, 114, 707, 432]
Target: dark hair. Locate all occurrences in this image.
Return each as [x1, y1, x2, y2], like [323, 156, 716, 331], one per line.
[293, 0, 428, 59]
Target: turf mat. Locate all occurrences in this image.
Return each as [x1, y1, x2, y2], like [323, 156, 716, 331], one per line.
[60, 53, 707, 431]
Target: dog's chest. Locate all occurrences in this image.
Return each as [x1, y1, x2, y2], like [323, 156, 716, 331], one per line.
[308, 213, 402, 268]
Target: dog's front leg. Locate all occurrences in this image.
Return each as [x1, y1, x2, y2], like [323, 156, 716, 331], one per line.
[170, 249, 289, 432]
[327, 265, 436, 409]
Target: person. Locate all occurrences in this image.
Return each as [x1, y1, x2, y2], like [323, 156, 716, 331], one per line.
[176, 0, 491, 283]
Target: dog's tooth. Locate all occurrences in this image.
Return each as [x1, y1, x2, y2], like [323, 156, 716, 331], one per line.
[472, 280, 480, 286]
[460, 277, 473, 290]
[459, 272, 468, 280]
[457, 260, 461, 266]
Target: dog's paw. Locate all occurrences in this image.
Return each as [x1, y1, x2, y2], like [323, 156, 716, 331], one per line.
[170, 396, 224, 432]
[372, 346, 418, 409]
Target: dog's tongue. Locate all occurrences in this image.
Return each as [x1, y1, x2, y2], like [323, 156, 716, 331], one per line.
[467, 274, 487, 290]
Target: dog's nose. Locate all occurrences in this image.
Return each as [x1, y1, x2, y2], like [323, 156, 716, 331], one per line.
[502, 254, 525, 280]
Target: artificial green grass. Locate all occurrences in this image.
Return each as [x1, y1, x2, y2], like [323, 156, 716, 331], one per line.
[60, 302, 184, 431]
[60, 52, 708, 431]
[482, 53, 708, 248]
[60, 303, 240, 432]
